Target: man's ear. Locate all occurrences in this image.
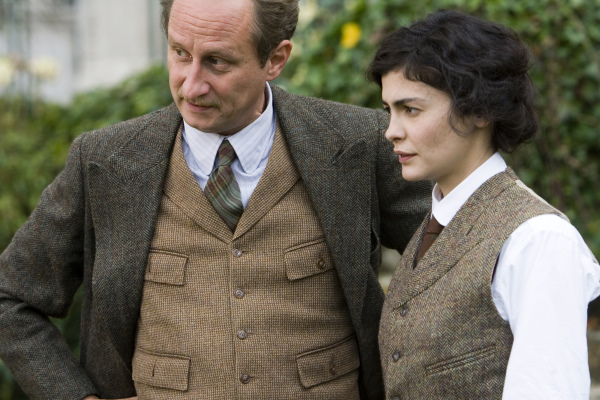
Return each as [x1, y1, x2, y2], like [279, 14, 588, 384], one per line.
[265, 40, 293, 81]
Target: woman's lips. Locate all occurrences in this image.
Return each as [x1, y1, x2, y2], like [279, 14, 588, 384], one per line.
[396, 151, 415, 163]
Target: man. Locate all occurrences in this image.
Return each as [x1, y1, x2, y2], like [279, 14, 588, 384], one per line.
[0, 0, 430, 399]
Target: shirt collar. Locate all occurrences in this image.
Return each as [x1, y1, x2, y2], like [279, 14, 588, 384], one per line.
[432, 152, 507, 226]
[182, 82, 276, 175]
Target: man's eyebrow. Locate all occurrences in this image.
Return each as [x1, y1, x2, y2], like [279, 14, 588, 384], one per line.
[167, 38, 237, 60]
[167, 37, 184, 47]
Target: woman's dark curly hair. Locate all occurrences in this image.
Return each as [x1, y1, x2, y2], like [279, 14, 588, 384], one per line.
[367, 10, 538, 152]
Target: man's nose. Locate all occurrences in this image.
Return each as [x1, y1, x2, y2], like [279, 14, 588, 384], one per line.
[181, 62, 210, 99]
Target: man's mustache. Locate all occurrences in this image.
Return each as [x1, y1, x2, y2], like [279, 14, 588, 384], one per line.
[177, 92, 221, 108]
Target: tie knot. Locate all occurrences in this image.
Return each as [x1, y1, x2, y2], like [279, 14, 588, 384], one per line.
[426, 216, 444, 235]
[216, 140, 236, 167]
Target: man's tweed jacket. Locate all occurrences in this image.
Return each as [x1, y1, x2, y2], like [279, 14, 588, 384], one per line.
[0, 86, 431, 400]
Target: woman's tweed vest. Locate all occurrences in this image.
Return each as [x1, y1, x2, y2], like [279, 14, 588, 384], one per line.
[379, 169, 563, 400]
[132, 126, 359, 399]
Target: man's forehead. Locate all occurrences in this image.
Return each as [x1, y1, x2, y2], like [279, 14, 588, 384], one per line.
[170, 0, 253, 32]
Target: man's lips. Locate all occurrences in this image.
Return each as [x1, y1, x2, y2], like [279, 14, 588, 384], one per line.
[395, 151, 415, 163]
[185, 101, 215, 111]
[181, 96, 220, 112]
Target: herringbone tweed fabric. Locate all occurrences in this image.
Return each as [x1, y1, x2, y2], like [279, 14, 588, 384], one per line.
[133, 125, 359, 399]
[379, 169, 562, 400]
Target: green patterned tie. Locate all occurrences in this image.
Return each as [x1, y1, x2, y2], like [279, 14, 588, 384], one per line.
[204, 140, 243, 231]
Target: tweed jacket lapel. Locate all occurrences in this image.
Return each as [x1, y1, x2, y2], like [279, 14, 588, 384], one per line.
[391, 171, 516, 308]
[234, 123, 300, 238]
[271, 86, 372, 327]
[87, 104, 182, 365]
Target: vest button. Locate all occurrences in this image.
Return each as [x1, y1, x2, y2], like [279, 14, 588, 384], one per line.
[329, 363, 337, 375]
[233, 249, 243, 257]
[237, 329, 248, 339]
[317, 259, 326, 269]
[392, 350, 401, 362]
[234, 289, 245, 299]
[240, 373, 250, 384]
[399, 306, 408, 316]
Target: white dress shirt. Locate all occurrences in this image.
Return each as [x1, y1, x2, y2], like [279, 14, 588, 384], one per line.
[182, 83, 276, 208]
[432, 152, 600, 400]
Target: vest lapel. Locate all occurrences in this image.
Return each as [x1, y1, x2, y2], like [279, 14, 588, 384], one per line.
[163, 126, 233, 242]
[392, 171, 515, 308]
[233, 123, 300, 239]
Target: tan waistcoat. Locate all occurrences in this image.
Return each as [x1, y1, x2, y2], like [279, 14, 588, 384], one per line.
[132, 125, 359, 400]
[379, 169, 562, 400]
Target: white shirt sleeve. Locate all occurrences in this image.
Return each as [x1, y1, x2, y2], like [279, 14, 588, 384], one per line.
[491, 214, 600, 400]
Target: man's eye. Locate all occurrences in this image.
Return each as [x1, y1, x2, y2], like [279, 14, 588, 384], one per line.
[175, 49, 190, 58]
[209, 57, 224, 65]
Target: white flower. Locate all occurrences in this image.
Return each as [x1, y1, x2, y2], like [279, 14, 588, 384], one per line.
[299, 0, 318, 27]
[0, 57, 16, 86]
[29, 57, 59, 80]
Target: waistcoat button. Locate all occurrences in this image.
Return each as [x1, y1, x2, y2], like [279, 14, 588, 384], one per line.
[240, 373, 250, 384]
[329, 362, 337, 375]
[233, 249, 243, 257]
[317, 259, 326, 269]
[237, 330, 248, 339]
[234, 289, 245, 299]
[392, 350, 401, 362]
[399, 306, 408, 316]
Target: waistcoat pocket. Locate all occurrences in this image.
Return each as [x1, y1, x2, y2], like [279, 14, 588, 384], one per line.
[296, 335, 360, 388]
[285, 238, 334, 281]
[132, 348, 191, 391]
[425, 345, 496, 376]
[145, 250, 188, 285]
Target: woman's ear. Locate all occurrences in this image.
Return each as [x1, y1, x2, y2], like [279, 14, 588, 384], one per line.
[474, 115, 491, 128]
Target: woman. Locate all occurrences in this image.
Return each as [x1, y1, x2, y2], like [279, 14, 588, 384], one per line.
[367, 10, 600, 399]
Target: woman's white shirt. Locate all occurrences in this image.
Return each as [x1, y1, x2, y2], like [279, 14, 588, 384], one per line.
[431, 152, 600, 400]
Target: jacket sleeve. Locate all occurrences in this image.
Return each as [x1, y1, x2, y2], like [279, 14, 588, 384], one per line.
[373, 111, 432, 254]
[0, 134, 98, 400]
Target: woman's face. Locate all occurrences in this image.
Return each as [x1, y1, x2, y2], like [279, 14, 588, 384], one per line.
[382, 70, 494, 196]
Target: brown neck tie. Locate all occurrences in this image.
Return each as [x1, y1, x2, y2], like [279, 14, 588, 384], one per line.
[204, 140, 244, 232]
[415, 215, 444, 266]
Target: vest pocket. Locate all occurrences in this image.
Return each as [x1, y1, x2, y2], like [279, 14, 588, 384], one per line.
[296, 336, 360, 388]
[285, 238, 334, 281]
[425, 345, 496, 376]
[132, 348, 191, 391]
[145, 250, 188, 285]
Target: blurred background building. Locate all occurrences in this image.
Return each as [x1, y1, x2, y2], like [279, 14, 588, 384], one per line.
[0, 0, 166, 103]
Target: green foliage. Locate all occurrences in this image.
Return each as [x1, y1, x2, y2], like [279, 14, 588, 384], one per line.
[0, 64, 171, 399]
[277, 0, 600, 256]
[1, 0, 600, 397]
[0, 64, 171, 252]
